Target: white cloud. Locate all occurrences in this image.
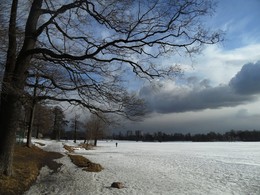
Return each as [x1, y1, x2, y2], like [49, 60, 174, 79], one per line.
[190, 43, 260, 85]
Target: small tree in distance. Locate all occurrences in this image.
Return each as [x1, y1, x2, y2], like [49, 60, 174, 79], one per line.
[85, 113, 110, 146]
[33, 104, 53, 139]
[52, 106, 67, 141]
[70, 114, 84, 143]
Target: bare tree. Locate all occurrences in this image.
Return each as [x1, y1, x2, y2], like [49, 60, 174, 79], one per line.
[33, 104, 53, 139]
[70, 114, 83, 143]
[0, 0, 221, 175]
[22, 100, 53, 142]
[26, 75, 39, 147]
[85, 112, 110, 146]
[25, 66, 56, 146]
[52, 106, 67, 141]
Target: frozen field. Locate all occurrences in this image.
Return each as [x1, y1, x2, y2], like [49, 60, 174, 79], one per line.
[25, 140, 260, 195]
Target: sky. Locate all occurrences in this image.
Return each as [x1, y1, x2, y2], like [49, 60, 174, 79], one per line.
[120, 0, 260, 134]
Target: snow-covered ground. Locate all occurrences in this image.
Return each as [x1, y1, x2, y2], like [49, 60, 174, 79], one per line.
[25, 140, 260, 195]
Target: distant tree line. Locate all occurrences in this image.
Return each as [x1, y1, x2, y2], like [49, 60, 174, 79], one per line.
[17, 103, 68, 142]
[17, 101, 110, 146]
[60, 112, 110, 146]
[112, 130, 260, 142]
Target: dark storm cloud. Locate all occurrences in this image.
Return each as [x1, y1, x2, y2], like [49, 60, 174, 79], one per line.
[140, 61, 260, 114]
[229, 61, 260, 94]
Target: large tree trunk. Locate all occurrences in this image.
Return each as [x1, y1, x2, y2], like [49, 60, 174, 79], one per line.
[0, 72, 29, 175]
[0, 0, 18, 177]
[0, 94, 22, 176]
[0, 0, 43, 176]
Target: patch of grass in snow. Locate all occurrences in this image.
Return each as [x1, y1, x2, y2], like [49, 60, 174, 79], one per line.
[78, 143, 94, 150]
[0, 144, 63, 195]
[63, 144, 75, 153]
[63, 143, 94, 153]
[68, 154, 103, 172]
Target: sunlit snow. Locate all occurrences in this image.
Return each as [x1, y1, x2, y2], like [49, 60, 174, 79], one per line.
[25, 140, 260, 195]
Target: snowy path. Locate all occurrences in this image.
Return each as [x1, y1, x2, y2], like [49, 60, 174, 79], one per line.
[25, 140, 260, 195]
[25, 140, 100, 195]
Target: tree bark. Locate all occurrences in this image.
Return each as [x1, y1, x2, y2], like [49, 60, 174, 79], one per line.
[0, 0, 43, 176]
[94, 138, 97, 146]
[26, 75, 38, 147]
[0, 0, 18, 177]
[0, 94, 21, 176]
[26, 103, 36, 147]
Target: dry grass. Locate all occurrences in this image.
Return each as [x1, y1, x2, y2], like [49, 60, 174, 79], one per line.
[82, 163, 103, 172]
[0, 144, 63, 195]
[78, 143, 93, 150]
[0, 143, 103, 194]
[63, 144, 75, 153]
[64, 143, 93, 153]
[68, 154, 90, 167]
[68, 154, 103, 172]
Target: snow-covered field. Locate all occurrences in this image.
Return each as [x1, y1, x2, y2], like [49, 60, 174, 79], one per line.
[25, 140, 260, 195]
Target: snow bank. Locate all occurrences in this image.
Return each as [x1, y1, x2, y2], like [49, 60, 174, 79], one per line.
[25, 140, 260, 195]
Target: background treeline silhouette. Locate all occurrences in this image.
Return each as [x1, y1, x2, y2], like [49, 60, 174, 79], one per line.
[112, 130, 260, 142]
